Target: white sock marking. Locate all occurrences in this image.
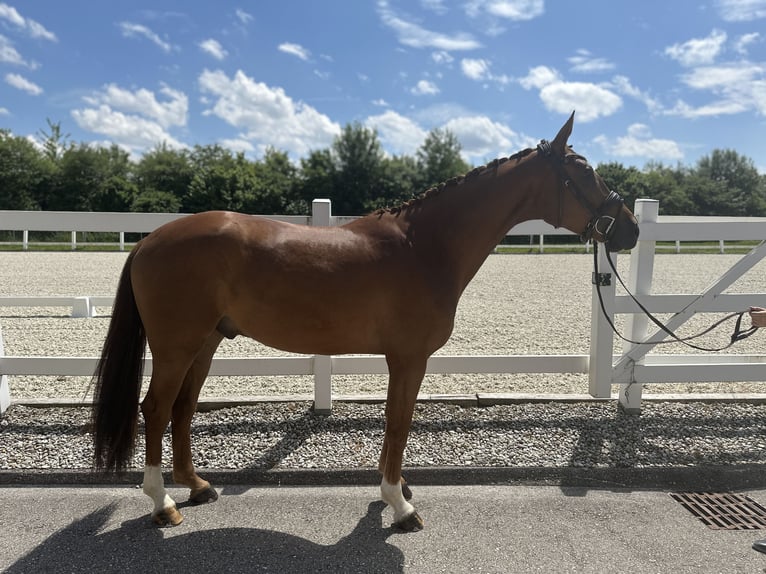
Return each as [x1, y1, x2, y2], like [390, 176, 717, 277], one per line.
[142, 465, 175, 515]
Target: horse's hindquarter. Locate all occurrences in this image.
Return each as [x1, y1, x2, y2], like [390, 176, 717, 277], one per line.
[131, 212, 455, 357]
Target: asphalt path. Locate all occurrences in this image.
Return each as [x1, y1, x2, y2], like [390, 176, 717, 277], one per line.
[2, 482, 766, 573]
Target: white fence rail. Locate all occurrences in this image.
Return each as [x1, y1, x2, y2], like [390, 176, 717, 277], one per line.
[1, 199, 765, 415]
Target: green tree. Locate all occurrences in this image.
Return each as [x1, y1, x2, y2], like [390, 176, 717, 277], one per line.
[694, 149, 765, 216]
[368, 154, 420, 211]
[331, 122, 385, 215]
[134, 143, 193, 212]
[50, 144, 134, 211]
[0, 130, 49, 210]
[36, 118, 70, 163]
[297, 148, 337, 207]
[184, 144, 257, 213]
[640, 163, 693, 215]
[416, 128, 470, 190]
[246, 147, 301, 214]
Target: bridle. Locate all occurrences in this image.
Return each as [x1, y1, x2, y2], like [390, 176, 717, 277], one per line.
[537, 139, 624, 245]
[537, 139, 758, 351]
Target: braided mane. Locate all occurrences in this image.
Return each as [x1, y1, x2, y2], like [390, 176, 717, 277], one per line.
[376, 147, 535, 216]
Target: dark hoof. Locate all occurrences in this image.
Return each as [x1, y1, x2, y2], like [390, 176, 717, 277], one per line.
[395, 511, 424, 532]
[402, 482, 413, 501]
[189, 486, 219, 505]
[152, 506, 183, 527]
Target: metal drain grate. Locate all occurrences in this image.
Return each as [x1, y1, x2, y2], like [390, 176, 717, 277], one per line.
[670, 492, 766, 530]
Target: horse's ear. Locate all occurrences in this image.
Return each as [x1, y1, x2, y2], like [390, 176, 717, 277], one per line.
[551, 111, 575, 153]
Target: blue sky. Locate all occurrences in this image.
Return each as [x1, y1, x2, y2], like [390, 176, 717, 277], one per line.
[1, 1, 765, 171]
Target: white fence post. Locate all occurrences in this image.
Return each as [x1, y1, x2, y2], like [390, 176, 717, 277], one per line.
[311, 199, 333, 412]
[312, 198, 332, 227]
[588, 247, 616, 397]
[22, 230, 28, 251]
[70, 231, 76, 251]
[618, 199, 659, 413]
[71, 297, 93, 318]
[313, 355, 332, 414]
[0, 324, 10, 414]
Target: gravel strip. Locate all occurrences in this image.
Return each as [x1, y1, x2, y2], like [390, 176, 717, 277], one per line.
[1, 251, 765, 475]
[2, 400, 766, 473]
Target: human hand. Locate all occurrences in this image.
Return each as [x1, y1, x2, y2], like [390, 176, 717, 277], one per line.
[750, 307, 766, 328]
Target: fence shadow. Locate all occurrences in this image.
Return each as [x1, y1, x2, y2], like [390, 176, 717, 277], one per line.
[4, 500, 403, 574]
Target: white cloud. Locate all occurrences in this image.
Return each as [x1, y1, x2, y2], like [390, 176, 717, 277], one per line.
[665, 62, 766, 118]
[519, 65, 561, 90]
[5, 72, 42, 95]
[0, 106, 9, 115]
[71, 83, 188, 155]
[716, 0, 766, 21]
[540, 82, 622, 121]
[83, 83, 187, 128]
[71, 105, 186, 153]
[365, 110, 427, 156]
[420, 0, 448, 14]
[411, 79, 440, 95]
[734, 32, 761, 54]
[610, 75, 662, 113]
[366, 108, 534, 163]
[461, 58, 491, 81]
[664, 29, 727, 67]
[520, 66, 622, 122]
[199, 38, 228, 61]
[568, 49, 615, 74]
[377, 0, 481, 51]
[119, 22, 175, 53]
[372, 98, 389, 107]
[235, 8, 253, 24]
[461, 58, 510, 85]
[219, 138, 256, 154]
[465, 0, 544, 20]
[0, 34, 35, 68]
[278, 42, 311, 61]
[680, 62, 762, 90]
[198, 68, 341, 159]
[594, 124, 683, 161]
[443, 115, 534, 162]
[0, 3, 57, 41]
[432, 50, 454, 65]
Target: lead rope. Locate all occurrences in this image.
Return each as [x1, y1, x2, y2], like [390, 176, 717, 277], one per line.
[593, 242, 758, 352]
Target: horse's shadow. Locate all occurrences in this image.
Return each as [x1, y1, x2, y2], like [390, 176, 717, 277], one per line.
[5, 500, 403, 574]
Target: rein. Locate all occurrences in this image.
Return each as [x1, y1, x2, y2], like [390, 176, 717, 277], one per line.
[537, 140, 624, 244]
[592, 242, 759, 352]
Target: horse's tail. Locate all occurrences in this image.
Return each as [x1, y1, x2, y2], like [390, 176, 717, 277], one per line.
[92, 248, 146, 473]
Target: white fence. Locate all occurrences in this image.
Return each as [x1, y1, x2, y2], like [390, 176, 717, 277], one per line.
[1, 199, 765, 415]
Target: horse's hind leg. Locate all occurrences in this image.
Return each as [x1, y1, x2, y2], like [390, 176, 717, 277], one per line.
[141, 358, 192, 527]
[379, 354, 427, 532]
[171, 332, 223, 505]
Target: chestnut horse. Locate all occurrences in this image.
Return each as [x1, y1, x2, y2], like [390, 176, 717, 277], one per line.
[92, 113, 638, 530]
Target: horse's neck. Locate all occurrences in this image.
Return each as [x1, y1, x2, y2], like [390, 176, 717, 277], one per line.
[404, 160, 549, 293]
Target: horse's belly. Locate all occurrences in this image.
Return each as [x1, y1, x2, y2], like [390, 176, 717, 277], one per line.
[234, 305, 383, 355]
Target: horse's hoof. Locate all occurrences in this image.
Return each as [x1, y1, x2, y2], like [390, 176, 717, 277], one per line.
[152, 506, 184, 527]
[395, 511, 424, 532]
[189, 486, 218, 505]
[402, 482, 413, 501]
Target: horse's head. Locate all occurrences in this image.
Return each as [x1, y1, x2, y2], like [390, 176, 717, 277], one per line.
[537, 112, 639, 252]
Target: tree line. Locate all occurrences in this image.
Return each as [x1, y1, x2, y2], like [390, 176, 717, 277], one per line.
[2, 120, 765, 217]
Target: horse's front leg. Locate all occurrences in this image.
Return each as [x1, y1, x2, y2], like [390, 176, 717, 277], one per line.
[379, 354, 427, 531]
